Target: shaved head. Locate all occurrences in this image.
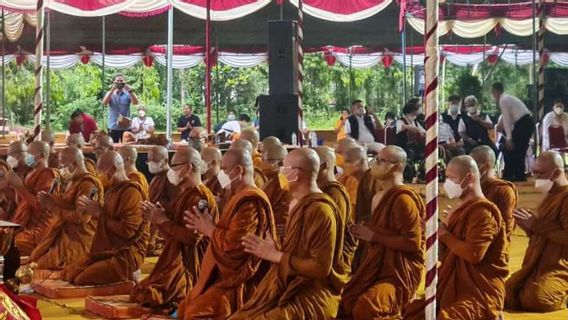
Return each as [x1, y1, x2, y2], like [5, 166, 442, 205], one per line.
[230, 139, 254, 154]
[470, 146, 496, 169]
[284, 148, 320, 180]
[148, 145, 169, 162]
[67, 133, 86, 149]
[240, 128, 260, 149]
[446, 155, 480, 187]
[380, 145, 407, 165]
[172, 147, 202, 174]
[8, 141, 26, 155]
[263, 144, 287, 161]
[315, 146, 336, 182]
[533, 151, 566, 181]
[59, 146, 85, 169]
[29, 141, 50, 159]
[336, 137, 358, 154]
[261, 136, 282, 150]
[94, 135, 114, 158]
[315, 146, 336, 165]
[201, 147, 222, 163]
[97, 150, 124, 173]
[222, 148, 254, 177]
[366, 142, 385, 155]
[537, 151, 565, 170]
[118, 145, 138, 164]
[40, 129, 55, 145]
[345, 146, 366, 164]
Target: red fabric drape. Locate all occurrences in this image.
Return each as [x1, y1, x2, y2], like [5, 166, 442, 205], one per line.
[0, 285, 42, 320]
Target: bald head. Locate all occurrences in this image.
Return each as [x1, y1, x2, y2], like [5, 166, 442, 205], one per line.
[380, 145, 407, 165]
[263, 144, 287, 161]
[533, 151, 566, 182]
[470, 146, 496, 175]
[8, 141, 26, 155]
[66, 133, 86, 150]
[202, 147, 222, 177]
[284, 148, 320, 183]
[345, 146, 366, 163]
[172, 147, 203, 176]
[94, 135, 114, 158]
[40, 130, 55, 145]
[240, 128, 260, 149]
[336, 137, 358, 155]
[261, 136, 282, 151]
[118, 145, 138, 167]
[315, 146, 336, 182]
[59, 146, 86, 171]
[148, 145, 168, 162]
[230, 139, 254, 154]
[97, 150, 125, 175]
[448, 155, 480, 178]
[366, 142, 385, 155]
[29, 141, 50, 160]
[222, 148, 254, 180]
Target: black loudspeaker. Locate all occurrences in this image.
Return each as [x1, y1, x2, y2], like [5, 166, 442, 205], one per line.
[527, 68, 568, 114]
[258, 94, 299, 144]
[268, 20, 298, 95]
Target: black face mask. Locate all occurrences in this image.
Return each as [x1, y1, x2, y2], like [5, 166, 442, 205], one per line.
[115, 82, 125, 89]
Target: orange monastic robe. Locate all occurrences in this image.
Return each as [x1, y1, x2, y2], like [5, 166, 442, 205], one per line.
[354, 169, 381, 223]
[47, 152, 59, 169]
[262, 172, 291, 240]
[340, 185, 424, 319]
[84, 158, 98, 177]
[405, 198, 508, 320]
[178, 186, 276, 320]
[0, 161, 17, 221]
[13, 167, 58, 256]
[253, 167, 267, 189]
[482, 177, 518, 240]
[505, 185, 568, 312]
[229, 193, 346, 320]
[146, 170, 178, 256]
[204, 175, 222, 199]
[131, 183, 218, 309]
[62, 180, 149, 286]
[252, 150, 262, 168]
[30, 173, 103, 270]
[337, 174, 359, 214]
[128, 171, 149, 200]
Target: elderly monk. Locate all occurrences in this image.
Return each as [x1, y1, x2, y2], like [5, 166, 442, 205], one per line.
[337, 146, 369, 215]
[30, 147, 103, 270]
[201, 147, 223, 199]
[6, 141, 32, 179]
[3, 141, 58, 256]
[260, 136, 282, 153]
[340, 145, 424, 319]
[405, 155, 508, 320]
[240, 128, 262, 167]
[230, 139, 267, 188]
[118, 145, 149, 200]
[40, 129, 59, 169]
[93, 134, 114, 160]
[131, 148, 218, 310]
[471, 145, 518, 240]
[230, 148, 346, 320]
[505, 151, 568, 312]
[67, 133, 98, 176]
[260, 144, 291, 240]
[335, 137, 358, 172]
[62, 151, 149, 285]
[179, 148, 276, 319]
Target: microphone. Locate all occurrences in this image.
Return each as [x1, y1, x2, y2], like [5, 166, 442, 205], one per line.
[48, 179, 60, 194]
[88, 187, 99, 200]
[197, 199, 208, 214]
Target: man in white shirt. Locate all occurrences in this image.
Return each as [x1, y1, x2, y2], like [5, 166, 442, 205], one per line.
[542, 99, 568, 151]
[345, 100, 377, 144]
[131, 105, 155, 140]
[491, 82, 535, 181]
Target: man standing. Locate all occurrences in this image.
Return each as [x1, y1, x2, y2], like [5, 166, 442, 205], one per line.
[491, 82, 534, 181]
[177, 105, 202, 141]
[68, 110, 98, 143]
[103, 74, 138, 143]
[345, 100, 379, 144]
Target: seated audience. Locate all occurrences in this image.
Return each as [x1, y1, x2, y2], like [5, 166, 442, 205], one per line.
[542, 99, 568, 151]
[442, 94, 462, 141]
[459, 95, 496, 154]
[395, 98, 426, 163]
[177, 105, 202, 142]
[439, 116, 465, 161]
[335, 109, 350, 141]
[345, 100, 379, 144]
[131, 106, 155, 141]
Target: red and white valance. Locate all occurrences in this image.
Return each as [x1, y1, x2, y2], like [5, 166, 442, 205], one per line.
[288, 0, 392, 22]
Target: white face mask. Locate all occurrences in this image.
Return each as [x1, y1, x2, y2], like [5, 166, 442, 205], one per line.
[59, 166, 74, 180]
[444, 178, 464, 199]
[449, 104, 460, 114]
[467, 107, 477, 115]
[138, 111, 146, 118]
[167, 168, 183, 186]
[25, 153, 37, 168]
[227, 114, 236, 121]
[554, 107, 564, 116]
[280, 167, 299, 183]
[148, 161, 163, 174]
[217, 169, 234, 189]
[535, 178, 554, 193]
[6, 156, 18, 169]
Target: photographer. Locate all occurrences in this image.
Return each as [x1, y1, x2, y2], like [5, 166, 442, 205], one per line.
[102, 74, 138, 143]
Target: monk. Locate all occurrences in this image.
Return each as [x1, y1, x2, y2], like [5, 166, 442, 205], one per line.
[62, 151, 149, 285]
[337, 146, 369, 216]
[3, 141, 58, 256]
[92, 134, 114, 160]
[6, 141, 32, 179]
[260, 144, 291, 240]
[340, 145, 424, 319]
[179, 148, 276, 319]
[201, 146, 223, 199]
[230, 139, 267, 188]
[335, 137, 357, 174]
[31, 147, 103, 270]
[505, 151, 568, 312]
[259, 136, 282, 153]
[131, 148, 218, 310]
[240, 128, 262, 167]
[146, 145, 176, 256]
[118, 145, 149, 200]
[0, 161, 20, 282]
[405, 155, 508, 320]
[67, 133, 97, 176]
[40, 129, 59, 169]
[230, 148, 346, 320]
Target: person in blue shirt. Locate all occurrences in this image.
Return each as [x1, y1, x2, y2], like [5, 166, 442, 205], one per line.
[102, 74, 139, 143]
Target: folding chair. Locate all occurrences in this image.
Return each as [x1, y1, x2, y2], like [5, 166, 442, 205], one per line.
[548, 126, 568, 167]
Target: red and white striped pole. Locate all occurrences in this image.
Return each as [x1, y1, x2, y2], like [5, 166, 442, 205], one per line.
[424, 0, 440, 319]
[33, 0, 45, 140]
[297, 0, 304, 140]
[205, 0, 212, 133]
[537, 0, 545, 124]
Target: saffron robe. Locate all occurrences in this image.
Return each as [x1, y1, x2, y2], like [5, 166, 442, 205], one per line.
[253, 167, 267, 189]
[128, 171, 149, 200]
[262, 172, 291, 240]
[146, 170, 178, 256]
[84, 158, 98, 177]
[131, 183, 218, 309]
[178, 186, 276, 320]
[30, 173, 103, 269]
[505, 185, 568, 312]
[62, 180, 149, 286]
[482, 177, 518, 240]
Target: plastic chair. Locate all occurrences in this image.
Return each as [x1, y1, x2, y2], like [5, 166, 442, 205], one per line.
[549, 126, 568, 150]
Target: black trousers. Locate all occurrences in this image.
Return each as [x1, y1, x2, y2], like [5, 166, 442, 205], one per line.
[3, 238, 20, 281]
[109, 129, 127, 143]
[503, 114, 534, 181]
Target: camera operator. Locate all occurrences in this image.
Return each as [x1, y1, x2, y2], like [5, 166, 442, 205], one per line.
[103, 74, 138, 143]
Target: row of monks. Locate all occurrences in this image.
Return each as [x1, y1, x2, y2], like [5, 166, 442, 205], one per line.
[0, 127, 567, 319]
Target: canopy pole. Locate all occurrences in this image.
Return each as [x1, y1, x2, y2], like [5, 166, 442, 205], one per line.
[205, 0, 212, 133]
[2, 8, 5, 137]
[166, 7, 174, 141]
[531, 0, 538, 119]
[101, 16, 106, 121]
[537, 0, 545, 155]
[402, 16, 407, 103]
[45, 9, 51, 131]
[33, 0, 45, 140]
[215, 34, 220, 125]
[424, 0, 440, 318]
[349, 47, 353, 103]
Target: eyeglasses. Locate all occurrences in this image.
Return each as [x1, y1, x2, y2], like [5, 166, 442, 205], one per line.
[170, 162, 188, 171]
[371, 158, 399, 165]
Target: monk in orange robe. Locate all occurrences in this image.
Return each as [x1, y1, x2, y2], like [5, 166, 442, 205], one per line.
[119, 145, 149, 200]
[340, 145, 424, 319]
[505, 151, 568, 312]
[335, 137, 357, 173]
[5, 141, 32, 180]
[405, 155, 508, 320]
[471, 145, 518, 240]
[30, 147, 103, 270]
[131, 148, 218, 310]
[230, 148, 346, 320]
[240, 128, 262, 168]
[259, 136, 282, 154]
[230, 139, 267, 188]
[337, 146, 370, 218]
[201, 147, 223, 200]
[0, 160, 16, 221]
[92, 134, 114, 160]
[40, 129, 59, 169]
[179, 148, 276, 319]
[2, 141, 58, 256]
[62, 151, 149, 285]
[66, 133, 98, 176]
[260, 144, 290, 240]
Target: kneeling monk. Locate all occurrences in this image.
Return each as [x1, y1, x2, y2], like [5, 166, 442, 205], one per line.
[230, 148, 346, 320]
[66, 133, 98, 176]
[62, 151, 149, 286]
[260, 144, 290, 240]
[340, 145, 425, 319]
[405, 155, 508, 320]
[31, 147, 103, 270]
[131, 148, 218, 310]
[118, 145, 149, 200]
[230, 139, 267, 188]
[505, 151, 568, 312]
[178, 148, 275, 319]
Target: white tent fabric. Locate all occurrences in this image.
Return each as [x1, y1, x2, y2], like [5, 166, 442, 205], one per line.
[393, 54, 424, 67]
[288, 0, 393, 23]
[218, 52, 267, 68]
[444, 52, 486, 67]
[335, 52, 382, 68]
[550, 52, 568, 66]
[91, 53, 144, 68]
[1, 12, 36, 42]
[153, 53, 204, 69]
[171, 0, 271, 21]
[28, 54, 80, 70]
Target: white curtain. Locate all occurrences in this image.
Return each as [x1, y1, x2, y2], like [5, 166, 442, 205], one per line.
[335, 53, 382, 68]
[1, 12, 36, 42]
[28, 54, 80, 70]
[91, 53, 144, 68]
[499, 49, 537, 65]
[549, 53, 568, 66]
[545, 17, 568, 35]
[407, 17, 451, 37]
[444, 53, 485, 67]
[288, 0, 392, 22]
[393, 54, 424, 67]
[218, 53, 266, 68]
[452, 19, 498, 38]
[153, 54, 204, 69]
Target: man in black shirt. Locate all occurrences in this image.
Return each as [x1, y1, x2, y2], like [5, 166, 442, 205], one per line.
[177, 105, 202, 141]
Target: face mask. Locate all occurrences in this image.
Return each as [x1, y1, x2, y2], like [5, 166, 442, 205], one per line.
[6, 156, 18, 169]
[115, 82, 125, 89]
[167, 168, 184, 186]
[148, 161, 163, 174]
[59, 166, 74, 180]
[535, 178, 554, 193]
[467, 107, 477, 115]
[138, 111, 146, 118]
[444, 178, 464, 199]
[280, 167, 299, 183]
[227, 114, 236, 121]
[260, 161, 279, 176]
[25, 153, 37, 168]
[217, 169, 234, 189]
[449, 104, 459, 114]
[554, 107, 564, 116]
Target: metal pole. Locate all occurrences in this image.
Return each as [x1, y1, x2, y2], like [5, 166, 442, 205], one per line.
[532, 0, 538, 117]
[166, 7, 174, 140]
[101, 16, 106, 122]
[215, 35, 220, 125]
[45, 10, 51, 130]
[402, 16, 407, 104]
[1, 9, 5, 136]
[205, 0, 212, 133]
[349, 47, 353, 103]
